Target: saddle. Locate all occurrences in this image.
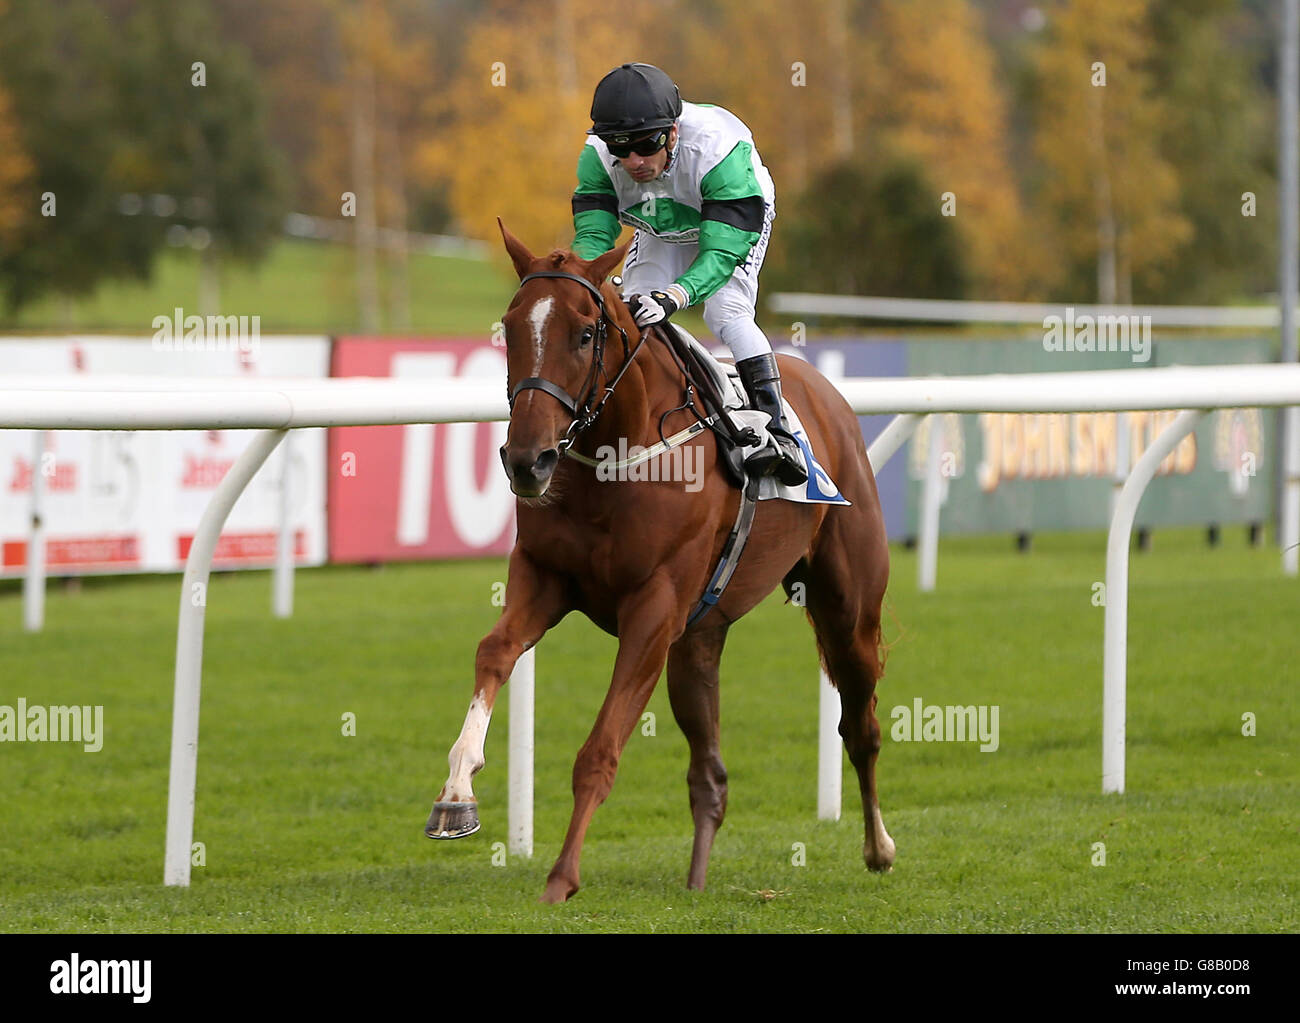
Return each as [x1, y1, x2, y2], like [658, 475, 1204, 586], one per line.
[645, 322, 846, 626]
[651, 322, 765, 490]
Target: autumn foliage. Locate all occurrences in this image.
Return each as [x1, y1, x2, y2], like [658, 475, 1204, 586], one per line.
[0, 0, 1285, 310]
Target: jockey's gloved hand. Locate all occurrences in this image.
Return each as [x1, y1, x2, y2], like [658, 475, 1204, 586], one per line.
[630, 285, 688, 328]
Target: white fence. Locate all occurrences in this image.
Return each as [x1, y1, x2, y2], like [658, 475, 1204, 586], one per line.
[2, 363, 1298, 884]
[768, 292, 1286, 327]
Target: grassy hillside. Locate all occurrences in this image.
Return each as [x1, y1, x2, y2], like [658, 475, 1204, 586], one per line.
[1, 238, 728, 340]
[1, 240, 515, 336]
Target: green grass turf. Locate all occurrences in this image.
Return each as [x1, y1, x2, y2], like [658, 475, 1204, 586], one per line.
[0, 527, 1295, 932]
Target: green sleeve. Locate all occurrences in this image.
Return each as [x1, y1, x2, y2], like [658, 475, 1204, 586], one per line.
[571, 145, 620, 260]
[675, 142, 764, 305]
[676, 221, 762, 305]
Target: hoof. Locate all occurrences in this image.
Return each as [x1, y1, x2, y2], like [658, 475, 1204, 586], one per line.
[539, 877, 578, 904]
[864, 836, 897, 873]
[425, 801, 480, 840]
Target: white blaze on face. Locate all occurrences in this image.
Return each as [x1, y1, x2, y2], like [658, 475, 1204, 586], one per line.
[527, 295, 555, 378]
[443, 693, 492, 802]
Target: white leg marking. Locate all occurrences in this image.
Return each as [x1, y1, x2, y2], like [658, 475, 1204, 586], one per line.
[443, 693, 492, 802]
[866, 801, 896, 868]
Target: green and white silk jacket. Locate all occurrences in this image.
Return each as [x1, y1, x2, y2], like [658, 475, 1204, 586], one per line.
[571, 101, 775, 307]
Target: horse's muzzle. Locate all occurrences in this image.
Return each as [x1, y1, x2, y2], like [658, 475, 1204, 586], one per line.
[500, 444, 559, 497]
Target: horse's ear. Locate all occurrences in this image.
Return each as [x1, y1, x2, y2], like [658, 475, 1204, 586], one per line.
[584, 237, 632, 285]
[498, 218, 535, 280]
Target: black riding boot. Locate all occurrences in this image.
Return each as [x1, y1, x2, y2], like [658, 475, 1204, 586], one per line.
[736, 353, 808, 487]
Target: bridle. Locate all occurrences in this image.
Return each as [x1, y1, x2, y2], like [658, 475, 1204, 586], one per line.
[508, 271, 649, 454]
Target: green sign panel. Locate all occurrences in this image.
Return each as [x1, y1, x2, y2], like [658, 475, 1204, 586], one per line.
[903, 336, 1274, 534]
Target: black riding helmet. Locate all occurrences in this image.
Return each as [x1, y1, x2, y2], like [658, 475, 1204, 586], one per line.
[588, 63, 682, 143]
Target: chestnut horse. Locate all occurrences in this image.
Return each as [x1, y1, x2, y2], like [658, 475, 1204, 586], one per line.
[426, 221, 894, 903]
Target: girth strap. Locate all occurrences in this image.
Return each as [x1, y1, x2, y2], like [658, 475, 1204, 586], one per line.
[686, 477, 762, 627]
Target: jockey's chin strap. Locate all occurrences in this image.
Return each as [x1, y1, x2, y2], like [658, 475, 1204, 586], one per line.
[507, 270, 648, 454]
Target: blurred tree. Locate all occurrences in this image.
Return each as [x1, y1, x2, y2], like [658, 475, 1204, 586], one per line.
[213, 0, 461, 228]
[418, 0, 660, 260]
[865, 0, 1035, 299]
[212, 0, 343, 216]
[772, 155, 969, 301]
[221, 0, 445, 329]
[673, 0, 844, 199]
[1147, 0, 1276, 302]
[675, 0, 1032, 299]
[115, 0, 286, 314]
[335, 0, 435, 329]
[0, 0, 156, 313]
[1030, 0, 1192, 303]
[0, 84, 33, 251]
[425, 4, 563, 251]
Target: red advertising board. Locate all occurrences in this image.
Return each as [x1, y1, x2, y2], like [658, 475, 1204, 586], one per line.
[0, 337, 331, 578]
[176, 531, 307, 565]
[329, 339, 515, 562]
[3, 536, 140, 570]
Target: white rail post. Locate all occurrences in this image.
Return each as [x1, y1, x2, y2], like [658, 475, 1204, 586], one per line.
[812, 412, 923, 822]
[508, 646, 535, 858]
[817, 666, 842, 820]
[1280, 0, 1299, 575]
[1102, 409, 1205, 795]
[867, 413, 920, 473]
[918, 415, 943, 592]
[810, 413, 922, 822]
[1111, 412, 1131, 521]
[23, 430, 47, 632]
[813, 344, 845, 820]
[273, 432, 295, 619]
[165, 429, 288, 886]
[1284, 413, 1300, 576]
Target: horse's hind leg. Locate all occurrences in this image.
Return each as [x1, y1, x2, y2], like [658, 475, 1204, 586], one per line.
[666, 623, 730, 890]
[803, 511, 896, 872]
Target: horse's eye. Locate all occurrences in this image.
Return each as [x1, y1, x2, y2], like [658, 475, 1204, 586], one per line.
[579, 326, 595, 347]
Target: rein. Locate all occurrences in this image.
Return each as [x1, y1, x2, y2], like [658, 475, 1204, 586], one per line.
[508, 270, 649, 455]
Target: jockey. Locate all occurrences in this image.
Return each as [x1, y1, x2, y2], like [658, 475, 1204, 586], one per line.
[571, 62, 807, 487]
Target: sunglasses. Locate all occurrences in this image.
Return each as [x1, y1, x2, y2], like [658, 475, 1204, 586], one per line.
[604, 130, 668, 159]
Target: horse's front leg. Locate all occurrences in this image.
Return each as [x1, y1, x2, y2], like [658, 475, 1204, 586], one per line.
[541, 579, 679, 903]
[426, 549, 570, 840]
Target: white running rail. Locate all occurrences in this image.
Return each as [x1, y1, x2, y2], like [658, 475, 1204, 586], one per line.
[1, 363, 1296, 880]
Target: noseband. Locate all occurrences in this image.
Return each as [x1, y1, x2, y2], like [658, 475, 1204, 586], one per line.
[508, 271, 647, 454]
